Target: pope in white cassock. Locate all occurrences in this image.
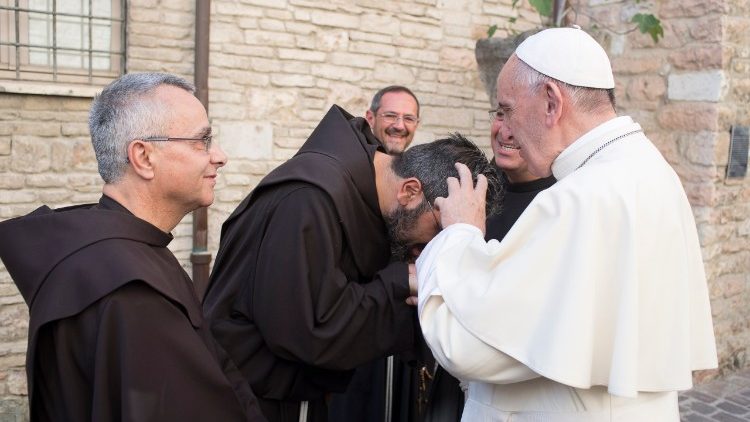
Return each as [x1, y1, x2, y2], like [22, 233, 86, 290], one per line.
[416, 27, 718, 421]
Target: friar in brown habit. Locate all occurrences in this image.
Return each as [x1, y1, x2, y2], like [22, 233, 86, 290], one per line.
[203, 105, 501, 422]
[0, 73, 266, 422]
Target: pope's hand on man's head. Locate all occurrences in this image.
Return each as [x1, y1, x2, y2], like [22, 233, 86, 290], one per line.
[433, 162, 487, 234]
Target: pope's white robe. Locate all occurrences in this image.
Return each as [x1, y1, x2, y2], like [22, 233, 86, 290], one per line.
[417, 116, 717, 421]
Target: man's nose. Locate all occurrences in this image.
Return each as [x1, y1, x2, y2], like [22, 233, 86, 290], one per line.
[210, 141, 228, 167]
[499, 123, 513, 142]
[391, 118, 407, 130]
[491, 118, 502, 136]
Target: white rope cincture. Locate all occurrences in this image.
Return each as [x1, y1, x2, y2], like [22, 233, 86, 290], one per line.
[384, 355, 394, 422]
[298, 400, 308, 422]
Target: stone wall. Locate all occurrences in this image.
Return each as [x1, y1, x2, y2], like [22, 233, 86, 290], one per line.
[204, 0, 541, 247]
[709, 0, 750, 375]
[0, 93, 98, 420]
[573, 0, 750, 380]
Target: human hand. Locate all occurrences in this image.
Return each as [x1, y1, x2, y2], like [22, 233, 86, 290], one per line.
[433, 162, 487, 234]
[408, 263, 417, 295]
[406, 263, 418, 306]
[407, 244, 425, 262]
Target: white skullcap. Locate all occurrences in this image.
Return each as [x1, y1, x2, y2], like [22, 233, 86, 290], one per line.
[515, 25, 615, 89]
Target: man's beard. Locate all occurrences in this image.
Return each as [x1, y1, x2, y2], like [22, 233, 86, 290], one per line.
[383, 199, 430, 261]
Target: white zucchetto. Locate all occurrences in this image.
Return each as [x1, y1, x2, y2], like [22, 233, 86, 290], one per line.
[515, 26, 615, 89]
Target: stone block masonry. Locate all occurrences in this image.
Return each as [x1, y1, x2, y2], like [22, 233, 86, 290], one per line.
[576, 0, 750, 383]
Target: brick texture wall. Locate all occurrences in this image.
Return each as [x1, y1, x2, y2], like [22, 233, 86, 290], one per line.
[0, 94, 97, 420]
[708, 0, 750, 376]
[204, 0, 541, 250]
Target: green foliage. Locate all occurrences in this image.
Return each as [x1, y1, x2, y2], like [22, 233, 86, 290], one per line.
[528, 0, 553, 17]
[494, 0, 664, 43]
[631, 13, 664, 42]
[487, 24, 499, 38]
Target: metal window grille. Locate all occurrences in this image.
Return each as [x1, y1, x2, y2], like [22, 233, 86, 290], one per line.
[0, 0, 126, 85]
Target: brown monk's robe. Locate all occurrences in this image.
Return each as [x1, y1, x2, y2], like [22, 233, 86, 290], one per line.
[0, 196, 266, 422]
[203, 105, 417, 422]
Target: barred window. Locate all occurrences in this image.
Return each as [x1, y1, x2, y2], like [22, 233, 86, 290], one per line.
[0, 0, 125, 86]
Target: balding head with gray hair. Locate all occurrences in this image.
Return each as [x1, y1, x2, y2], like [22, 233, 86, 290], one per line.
[89, 73, 195, 183]
[512, 57, 616, 113]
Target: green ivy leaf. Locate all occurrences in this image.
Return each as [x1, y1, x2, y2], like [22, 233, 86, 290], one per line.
[487, 24, 499, 38]
[509, 17, 518, 24]
[631, 13, 664, 43]
[529, 0, 553, 17]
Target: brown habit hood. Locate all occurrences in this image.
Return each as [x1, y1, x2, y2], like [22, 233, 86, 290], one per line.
[216, 104, 389, 274]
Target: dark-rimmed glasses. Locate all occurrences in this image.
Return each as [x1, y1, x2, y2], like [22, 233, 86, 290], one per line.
[141, 134, 213, 152]
[378, 112, 419, 127]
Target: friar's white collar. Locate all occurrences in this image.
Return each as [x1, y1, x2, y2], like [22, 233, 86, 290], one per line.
[551, 116, 642, 180]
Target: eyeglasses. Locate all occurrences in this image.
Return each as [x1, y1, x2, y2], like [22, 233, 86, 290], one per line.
[378, 112, 419, 127]
[488, 108, 504, 124]
[141, 134, 213, 152]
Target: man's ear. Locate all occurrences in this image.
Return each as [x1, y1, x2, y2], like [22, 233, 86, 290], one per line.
[365, 109, 376, 128]
[127, 140, 156, 180]
[396, 177, 423, 207]
[544, 81, 564, 127]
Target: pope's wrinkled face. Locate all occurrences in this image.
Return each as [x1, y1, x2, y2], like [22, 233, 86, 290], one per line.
[366, 91, 420, 154]
[490, 111, 529, 178]
[496, 56, 555, 177]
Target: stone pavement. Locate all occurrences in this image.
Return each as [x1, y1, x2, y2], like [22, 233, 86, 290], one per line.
[680, 369, 750, 421]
